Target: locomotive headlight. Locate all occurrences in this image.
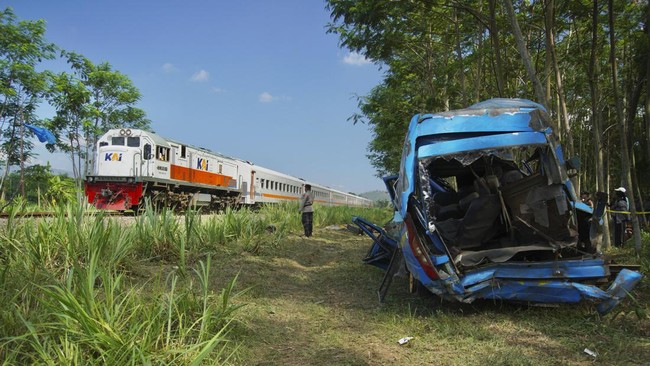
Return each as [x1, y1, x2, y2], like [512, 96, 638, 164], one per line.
[120, 129, 126, 136]
[87, 176, 94, 182]
[125, 129, 132, 136]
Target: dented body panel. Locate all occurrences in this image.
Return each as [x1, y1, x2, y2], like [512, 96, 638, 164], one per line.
[356, 98, 642, 314]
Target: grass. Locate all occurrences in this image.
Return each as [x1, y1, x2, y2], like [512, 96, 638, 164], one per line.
[209, 225, 650, 366]
[0, 201, 391, 365]
[1, 201, 647, 365]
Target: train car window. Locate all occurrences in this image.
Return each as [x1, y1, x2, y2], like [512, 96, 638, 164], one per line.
[111, 136, 125, 145]
[127, 137, 140, 147]
[260, 178, 265, 188]
[156, 146, 170, 162]
[180, 145, 186, 158]
[144, 144, 152, 160]
[99, 141, 108, 147]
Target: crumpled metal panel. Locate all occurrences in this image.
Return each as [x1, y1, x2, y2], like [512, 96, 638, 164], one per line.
[357, 98, 643, 315]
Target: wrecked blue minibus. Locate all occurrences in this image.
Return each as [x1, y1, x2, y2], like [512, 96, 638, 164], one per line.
[354, 98, 642, 314]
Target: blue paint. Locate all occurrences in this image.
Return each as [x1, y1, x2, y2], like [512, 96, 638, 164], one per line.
[355, 98, 643, 315]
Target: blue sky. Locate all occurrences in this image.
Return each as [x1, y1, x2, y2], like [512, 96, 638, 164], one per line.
[7, 0, 387, 193]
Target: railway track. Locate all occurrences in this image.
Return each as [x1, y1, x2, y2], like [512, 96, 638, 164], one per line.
[0, 210, 128, 218]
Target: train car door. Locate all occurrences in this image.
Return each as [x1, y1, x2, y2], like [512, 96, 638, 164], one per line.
[171, 145, 178, 165]
[142, 141, 154, 177]
[249, 170, 256, 204]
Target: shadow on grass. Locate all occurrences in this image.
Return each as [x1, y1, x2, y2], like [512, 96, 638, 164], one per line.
[195, 228, 650, 365]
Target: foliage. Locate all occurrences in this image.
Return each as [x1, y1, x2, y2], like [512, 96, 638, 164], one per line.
[46, 52, 150, 180]
[0, 163, 78, 208]
[44, 174, 78, 205]
[0, 7, 56, 199]
[326, 0, 650, 202]
[1, 6, 149, 193]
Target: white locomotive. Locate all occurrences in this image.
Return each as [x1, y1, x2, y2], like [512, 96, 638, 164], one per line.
[85, 128, 373, 211]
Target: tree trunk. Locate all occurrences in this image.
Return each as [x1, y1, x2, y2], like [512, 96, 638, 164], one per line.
[19, 112, 25, 199]
[453, 8, 467, 106]
[544, 0, 553, 111]
[503, 0, 547, 107]
[589, 0, 611, 249]
[548, 20, 575, 159]
[646, 4, 650, 178]
[475, 0, 484, 103]
[608, 0, 642, 253]
[489, 0, 505, 97]
[631, 149, 646, 226]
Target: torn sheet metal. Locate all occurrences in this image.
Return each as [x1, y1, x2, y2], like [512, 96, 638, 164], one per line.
[354, 98, 643, 314]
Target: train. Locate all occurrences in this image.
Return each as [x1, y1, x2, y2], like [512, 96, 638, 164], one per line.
[84, 128, 373, 211]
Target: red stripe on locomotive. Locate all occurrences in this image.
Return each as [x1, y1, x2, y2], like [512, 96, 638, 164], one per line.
[85, 181, 143, 210]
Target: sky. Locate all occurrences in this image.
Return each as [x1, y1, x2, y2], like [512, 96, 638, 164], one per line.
[5, 0, 388, 194]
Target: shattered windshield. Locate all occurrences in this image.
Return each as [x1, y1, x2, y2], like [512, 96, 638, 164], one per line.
[418, 144, 574, 268]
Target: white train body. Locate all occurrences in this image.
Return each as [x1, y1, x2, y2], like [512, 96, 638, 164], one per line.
[85, 128, 372, 210]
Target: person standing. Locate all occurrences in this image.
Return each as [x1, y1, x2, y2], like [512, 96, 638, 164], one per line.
[299, 184, 314, 237]
[611, 187, 629, 247]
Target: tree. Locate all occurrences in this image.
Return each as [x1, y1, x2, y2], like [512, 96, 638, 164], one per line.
[47, 52, 150, 181]
[608, 0, 642, 253]
[47, 71, 89, 181]
[0, 7, 56, 199]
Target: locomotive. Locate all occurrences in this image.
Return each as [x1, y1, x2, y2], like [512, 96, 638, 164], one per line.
[85, 128, 372, 211]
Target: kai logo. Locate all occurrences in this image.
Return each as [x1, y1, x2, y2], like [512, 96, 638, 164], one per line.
[197, 158, 209, 171]
[104, 153, 123, 161]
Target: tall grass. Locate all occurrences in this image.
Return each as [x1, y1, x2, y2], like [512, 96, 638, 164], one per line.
[0, 200, 386, 364]
[314, 204, 392, 228]
[0, 202, 247, 365]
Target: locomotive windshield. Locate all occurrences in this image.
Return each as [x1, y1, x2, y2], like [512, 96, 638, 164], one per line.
[127, 137, 140, 147]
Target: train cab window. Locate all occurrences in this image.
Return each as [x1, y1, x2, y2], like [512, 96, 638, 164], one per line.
[111, 136, 125, 145]
[99, 141, 108, 147]
[156, 146, 170, 162]
[180, 145, 187, 159]
[127, 136, 140, 147]
[144, 144, 152, 160]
